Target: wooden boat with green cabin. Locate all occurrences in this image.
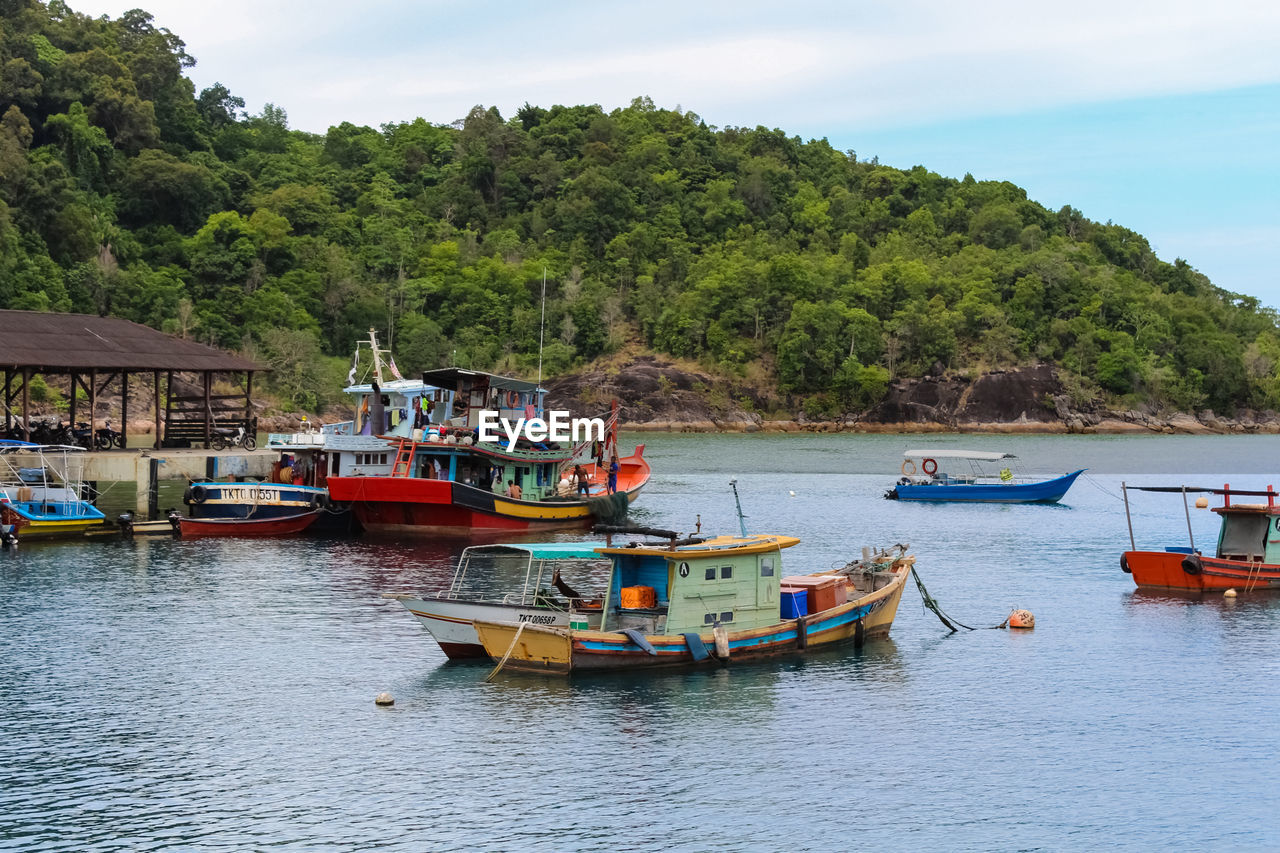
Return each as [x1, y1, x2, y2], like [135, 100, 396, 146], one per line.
[472, 533, 912, 674]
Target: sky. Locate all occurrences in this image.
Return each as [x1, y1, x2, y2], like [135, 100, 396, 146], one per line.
[73, 0, 1280, 308]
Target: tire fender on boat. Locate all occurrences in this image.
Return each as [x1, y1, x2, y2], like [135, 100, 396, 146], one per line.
[189, 485, 208, 504]
[901, 459, 916, 476]
[1181, 554, 1203, 575]
[1120, 554, 1131, 574]
[921, 458, 938, 476]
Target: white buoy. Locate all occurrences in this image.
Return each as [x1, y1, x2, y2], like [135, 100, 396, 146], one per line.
[1224, 588, 1238, 598]
[789, 490, 796, 497]
[374, 692, 395, 706]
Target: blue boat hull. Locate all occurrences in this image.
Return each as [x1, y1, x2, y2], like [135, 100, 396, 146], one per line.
[889, 470, 1084, 503]
[183, 481, 358, 535]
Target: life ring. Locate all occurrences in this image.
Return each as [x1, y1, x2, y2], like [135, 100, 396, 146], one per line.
[505, 390, 520, 408]
[190, 485, 208, 504]
[901, 459, 916, 476]
[921, 458, 938, 476]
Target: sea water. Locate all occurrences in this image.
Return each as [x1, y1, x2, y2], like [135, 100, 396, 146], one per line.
[2, 433, 1278, 851]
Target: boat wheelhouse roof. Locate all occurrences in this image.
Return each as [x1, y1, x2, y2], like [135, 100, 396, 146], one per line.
[343, 378, 440, 396]
[0, 443, 86, 455]
[903, 449, 1015, 461]
[464, 541, 612, 560]
[597, 533, 800, 559]
[422, 368, 542, 393]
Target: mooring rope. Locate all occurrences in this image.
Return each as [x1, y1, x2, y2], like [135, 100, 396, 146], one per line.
[1081, 472, 1124, 502]
[485, 621, 528, 682]
[909, 566, 1015, 632]
[910, 566, 974, 632]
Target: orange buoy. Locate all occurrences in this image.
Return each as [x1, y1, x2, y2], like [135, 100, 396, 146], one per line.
[1007, 609, 1035, 629]
[1195, 496, 1209, 509]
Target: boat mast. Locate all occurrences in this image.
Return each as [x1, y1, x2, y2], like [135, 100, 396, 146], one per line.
[368, 328, 385, 385]
[536, 267, 547, 391]
[729, 479, 749, 537]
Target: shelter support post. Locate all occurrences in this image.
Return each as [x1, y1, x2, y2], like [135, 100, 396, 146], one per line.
[89, 367, 97, 441]
[121, 371, 128, 447]
[153, 371, 162, 450]
[21, 367, 30, 441]
[69, 372, 77, 429]
[203, 371, 212, 447]
[246, 371, 253, 432]
[3, 369, 9, 433]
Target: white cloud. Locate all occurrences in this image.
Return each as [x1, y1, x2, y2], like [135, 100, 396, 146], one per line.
[71, 0, 1280, 132]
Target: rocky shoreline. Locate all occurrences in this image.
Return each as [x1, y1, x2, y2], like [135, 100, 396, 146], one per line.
[545, 356, 1280, 436]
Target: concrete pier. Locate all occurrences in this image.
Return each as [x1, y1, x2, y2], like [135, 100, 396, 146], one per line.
[80, 449, 276, 517]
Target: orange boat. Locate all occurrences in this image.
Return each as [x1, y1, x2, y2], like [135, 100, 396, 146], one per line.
[1120, 483, 1280, 591]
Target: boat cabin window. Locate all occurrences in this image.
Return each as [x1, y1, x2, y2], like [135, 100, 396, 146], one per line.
[720, 565, 733, 579]
[704, 567, 716, 581]
[760, 556, 775, 577]
[1218, 514, 1270, 561]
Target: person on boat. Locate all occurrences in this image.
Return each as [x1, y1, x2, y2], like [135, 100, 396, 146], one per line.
[607, 454, 619, 494]
[506, 480, 522, 499]
[574, 464, 590, 496]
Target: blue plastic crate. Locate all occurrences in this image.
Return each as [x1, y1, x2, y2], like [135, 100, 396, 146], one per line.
[780, 588, 808, 619]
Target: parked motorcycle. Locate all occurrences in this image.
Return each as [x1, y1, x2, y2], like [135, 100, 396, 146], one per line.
[71, 421, 95, 450]
[210, 425, 256, 451]
[95, 419, 125, 449]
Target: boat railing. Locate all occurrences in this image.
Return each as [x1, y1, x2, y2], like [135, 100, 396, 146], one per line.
[322, 421, 354, 436]
[1120, 481, 1279, 554]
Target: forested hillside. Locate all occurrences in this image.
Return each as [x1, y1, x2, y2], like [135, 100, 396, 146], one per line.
[3, 0, 1279, 417]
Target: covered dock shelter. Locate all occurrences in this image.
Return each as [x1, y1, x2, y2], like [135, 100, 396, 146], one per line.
[0, 310, 264, 449]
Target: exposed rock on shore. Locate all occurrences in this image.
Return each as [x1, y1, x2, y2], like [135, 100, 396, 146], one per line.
[543, 355, 767, 432]
[545, 357, 1280, 435]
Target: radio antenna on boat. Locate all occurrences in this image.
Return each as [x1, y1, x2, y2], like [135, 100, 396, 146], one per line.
[536, 267, 547, 390]
[729, 479, 748, 537]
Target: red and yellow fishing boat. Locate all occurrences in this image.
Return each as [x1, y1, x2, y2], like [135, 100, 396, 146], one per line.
[1121, 483, 1280, 591]
[325, 369, 651, 537]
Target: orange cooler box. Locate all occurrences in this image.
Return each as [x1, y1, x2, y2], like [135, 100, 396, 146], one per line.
[781, 575, 845, 613]
[620, 585, 656, 609]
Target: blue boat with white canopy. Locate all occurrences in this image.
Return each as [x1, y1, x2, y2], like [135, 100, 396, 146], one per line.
[885, 448, 1083, 503]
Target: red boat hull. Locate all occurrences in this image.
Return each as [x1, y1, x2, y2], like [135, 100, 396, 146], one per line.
[1123, 549, 1280, 591]
[326, 448, 650, 537]
[177, 510, 321, 538]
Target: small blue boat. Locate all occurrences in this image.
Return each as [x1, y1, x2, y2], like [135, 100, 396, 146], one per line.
[1, 444, 107, 540]
[885, 449, 1083, 504]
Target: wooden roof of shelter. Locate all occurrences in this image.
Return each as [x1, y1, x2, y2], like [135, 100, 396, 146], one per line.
[0, 310, 262, 373]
